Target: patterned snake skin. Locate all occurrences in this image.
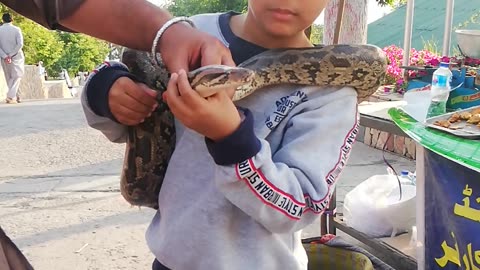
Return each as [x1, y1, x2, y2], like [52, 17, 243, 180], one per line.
[120, 44, 388, 209]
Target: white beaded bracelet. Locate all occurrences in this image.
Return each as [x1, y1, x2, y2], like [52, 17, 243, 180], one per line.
[151, 16, 196, 66]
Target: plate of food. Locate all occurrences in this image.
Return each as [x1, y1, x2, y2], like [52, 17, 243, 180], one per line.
[425, 105, 480, 139]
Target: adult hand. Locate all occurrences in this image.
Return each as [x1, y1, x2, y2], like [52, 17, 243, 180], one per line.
[158, 22, 235, 73]
[108, 77, 158, 126]
[4, 56, 11, 64]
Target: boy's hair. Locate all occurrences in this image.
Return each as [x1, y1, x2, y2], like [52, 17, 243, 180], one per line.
[2, 13, 12, 23]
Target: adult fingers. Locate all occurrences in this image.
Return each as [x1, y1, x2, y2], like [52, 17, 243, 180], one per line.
[200, 40, 232, 67]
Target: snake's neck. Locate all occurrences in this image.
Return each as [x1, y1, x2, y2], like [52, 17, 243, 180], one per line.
[252, 68, 315, 88]
[233, 71, 304, 100]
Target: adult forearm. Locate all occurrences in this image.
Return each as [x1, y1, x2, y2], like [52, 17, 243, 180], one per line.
[60, 0, 173, 51]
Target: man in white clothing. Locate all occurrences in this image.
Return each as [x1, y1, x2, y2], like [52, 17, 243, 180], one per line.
[0, 13, 24, 104]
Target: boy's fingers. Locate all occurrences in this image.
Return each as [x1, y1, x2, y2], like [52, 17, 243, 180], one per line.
[114, 104, 148, 125]
[110, 78, 155, 108]
[116, 93, 153, 115]
[122, 80, 157, 108]
[176, 70, 205, 108]
[225, 87, 236, 99]
[165, 73, 190, 115]
[138, 83, 159, 99]
[165, 73, 180, 98]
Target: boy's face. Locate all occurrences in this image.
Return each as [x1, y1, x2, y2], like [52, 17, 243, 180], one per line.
[247, 0, 328, 38]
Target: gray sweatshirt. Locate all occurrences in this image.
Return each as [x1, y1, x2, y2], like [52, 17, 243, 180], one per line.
[81, 12, 360, 270]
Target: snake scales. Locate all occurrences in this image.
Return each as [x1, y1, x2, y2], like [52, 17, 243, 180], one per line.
[119, 44, 388, 209]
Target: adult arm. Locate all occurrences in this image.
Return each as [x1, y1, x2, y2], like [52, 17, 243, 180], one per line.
[1, 0, 234, 72]
[1, 0, 169, 51]
[0, 0, 83, 31]
[11, 28, 23, 57]
[60, 0, 175, 52]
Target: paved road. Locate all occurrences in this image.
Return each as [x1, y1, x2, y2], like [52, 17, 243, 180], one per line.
[0, 97, 415, 269]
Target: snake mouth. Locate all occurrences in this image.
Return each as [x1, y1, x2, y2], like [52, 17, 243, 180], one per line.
[227, 67, 255, 86]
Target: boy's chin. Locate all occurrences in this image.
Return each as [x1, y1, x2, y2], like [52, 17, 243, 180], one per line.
[264, 27, 304, 40]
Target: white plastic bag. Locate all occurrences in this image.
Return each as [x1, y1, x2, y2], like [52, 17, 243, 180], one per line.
[343, 174, 416, 238]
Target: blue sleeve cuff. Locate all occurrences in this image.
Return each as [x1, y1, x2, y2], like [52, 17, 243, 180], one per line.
[86, 64, 138, 123]
[205, 108, 261, 166]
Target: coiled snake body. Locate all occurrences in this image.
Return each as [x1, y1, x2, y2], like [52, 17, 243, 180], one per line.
[120, 44, 387, 209]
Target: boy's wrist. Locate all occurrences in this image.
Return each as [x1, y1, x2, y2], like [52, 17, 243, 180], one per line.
[207, 113, 242, 142]
[205, 108, 261, 166]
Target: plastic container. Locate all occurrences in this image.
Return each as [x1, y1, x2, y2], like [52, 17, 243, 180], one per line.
[427, 62, 452, 117]
[398, 170, 415, 186]
[401, 87, 434, 123]
[343, 174, 417, 238]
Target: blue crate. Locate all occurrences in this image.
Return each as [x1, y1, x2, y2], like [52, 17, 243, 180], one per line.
[405, 66, 480, 110]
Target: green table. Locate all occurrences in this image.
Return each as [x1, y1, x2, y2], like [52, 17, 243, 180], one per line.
[388, 108, 480, 270]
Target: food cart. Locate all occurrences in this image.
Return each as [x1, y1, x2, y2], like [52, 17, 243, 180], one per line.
[389, 106, 480, 270]
[395, 1, 480, 267]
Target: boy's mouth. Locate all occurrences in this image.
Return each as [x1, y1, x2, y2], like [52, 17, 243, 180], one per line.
[269, 8, 296, 20]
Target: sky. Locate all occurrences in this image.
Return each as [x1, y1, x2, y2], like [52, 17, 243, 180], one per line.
[315, 0, 393, 24]
[148, 0, 393, 25]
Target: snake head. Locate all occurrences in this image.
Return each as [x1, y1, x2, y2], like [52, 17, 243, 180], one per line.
[188, 65, 255, 97]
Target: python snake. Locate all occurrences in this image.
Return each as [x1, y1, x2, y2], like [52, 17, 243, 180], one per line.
[120, 44, 387, 209]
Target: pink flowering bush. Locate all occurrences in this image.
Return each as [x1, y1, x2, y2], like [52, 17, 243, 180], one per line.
[439, 55, 480, 68]
[382, 45, 480, 93]
[382, 45, 441, 92]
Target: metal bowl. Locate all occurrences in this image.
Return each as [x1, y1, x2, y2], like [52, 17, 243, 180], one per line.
[456, 29, 480, 58]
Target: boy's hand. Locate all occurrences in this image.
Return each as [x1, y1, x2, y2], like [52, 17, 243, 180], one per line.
[108, 77, 158, 126]
[163, 69, 241, 141]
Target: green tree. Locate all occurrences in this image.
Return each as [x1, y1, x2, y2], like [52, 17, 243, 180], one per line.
[0, 3, 63, 68]
[310, 24, 324, 45]
[53, 32, 109, 77]
[375, 0, 407, 8]
[0, 4, 110, 78]
[19, 19, 64, 70]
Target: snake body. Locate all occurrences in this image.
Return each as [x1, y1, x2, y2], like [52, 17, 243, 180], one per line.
[120, 44, 387, 209]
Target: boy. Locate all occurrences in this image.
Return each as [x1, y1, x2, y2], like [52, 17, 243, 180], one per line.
[81, 0, 360, 269]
